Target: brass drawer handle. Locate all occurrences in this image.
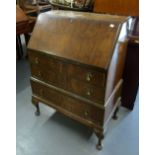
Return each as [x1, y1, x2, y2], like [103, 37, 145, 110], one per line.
[84, 111, 89, 116]
[86, 90, 91, 96]
[86, 73, 93, 82]
[38, 71, 42, 77]
[86, 88, 93, 96]
[35, 57, 39, 64]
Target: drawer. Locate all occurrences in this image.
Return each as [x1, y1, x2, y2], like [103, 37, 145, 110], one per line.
[31, 79, 103, 125]
[29, 51, 63, 72]
[31, 79, 62, 106]
[30, 64, 65, 88]
[62, 96, 103, 125]
[67, 64, 105, 87]
[67, 78, 104, 104]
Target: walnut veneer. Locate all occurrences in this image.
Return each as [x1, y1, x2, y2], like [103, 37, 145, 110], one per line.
[28, 11, 129, 150]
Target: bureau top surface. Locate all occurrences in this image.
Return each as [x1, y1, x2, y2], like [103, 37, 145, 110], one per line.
[28, 10, 128, 70]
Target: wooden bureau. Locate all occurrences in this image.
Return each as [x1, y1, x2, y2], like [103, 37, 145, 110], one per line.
[28, 11, 129, 150]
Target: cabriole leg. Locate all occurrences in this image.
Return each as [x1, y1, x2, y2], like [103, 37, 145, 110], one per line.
[35, 104, 40, 116]
[112, 106, 119, 120]
[94, 130, 104, 150]
[32, 97, 40, 116]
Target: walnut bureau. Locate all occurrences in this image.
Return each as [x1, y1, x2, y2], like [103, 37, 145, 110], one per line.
[28, 11, 129, 150]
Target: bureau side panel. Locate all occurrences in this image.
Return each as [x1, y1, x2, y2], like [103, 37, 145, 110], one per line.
[104, 40, 128, 125]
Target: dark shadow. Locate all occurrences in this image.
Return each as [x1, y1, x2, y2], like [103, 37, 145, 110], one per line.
[42, 111, 93, 140]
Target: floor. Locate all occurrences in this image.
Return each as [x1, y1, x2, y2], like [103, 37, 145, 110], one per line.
[16, 59, 139, 155]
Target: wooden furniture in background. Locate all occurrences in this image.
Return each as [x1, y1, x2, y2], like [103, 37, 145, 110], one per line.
[16, 5, 29, 59]
[16, 5, 36, 35]
[16, 5, 36, 59]
[49, 0, 95, 11]
[28, 11, 129, 150]
[93, 0, 139, 16]
[16, 5, 29, 35]
[122, 39, 139, 110]
[17, 0, 52, 16]
[121, 19, 139, 110]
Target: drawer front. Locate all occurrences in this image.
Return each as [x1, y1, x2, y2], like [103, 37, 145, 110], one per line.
[29, 51, 63, 73]
[31, 79, 63, 106]
[68, 78, 104, 104]
[30, 65, 65, 88]
[63, 96, 103, 125]
[67, 64, 105, 87]
[31, 79, 103, 125]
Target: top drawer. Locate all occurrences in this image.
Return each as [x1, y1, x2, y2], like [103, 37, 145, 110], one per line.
[28, 51, 63, 73]
[67, 64, 105, 87]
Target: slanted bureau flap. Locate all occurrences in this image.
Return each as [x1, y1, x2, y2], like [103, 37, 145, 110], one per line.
[28, 10, 128, 70]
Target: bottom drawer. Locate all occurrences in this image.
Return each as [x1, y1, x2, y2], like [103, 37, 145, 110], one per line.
[31, 79, 103, 125]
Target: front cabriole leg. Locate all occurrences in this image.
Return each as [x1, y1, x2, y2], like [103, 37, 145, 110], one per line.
[94, 129, 104, 150]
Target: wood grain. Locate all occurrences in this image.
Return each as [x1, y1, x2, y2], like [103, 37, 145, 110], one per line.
[28, 11, 129, 150]
[28, 10, 128, 69]
[94, 0, 139, 16]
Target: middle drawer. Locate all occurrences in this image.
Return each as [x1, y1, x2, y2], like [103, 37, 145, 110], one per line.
[67, 78, 104, 104]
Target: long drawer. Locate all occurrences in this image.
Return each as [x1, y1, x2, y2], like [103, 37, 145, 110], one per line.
[31, 79, 104, 125]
